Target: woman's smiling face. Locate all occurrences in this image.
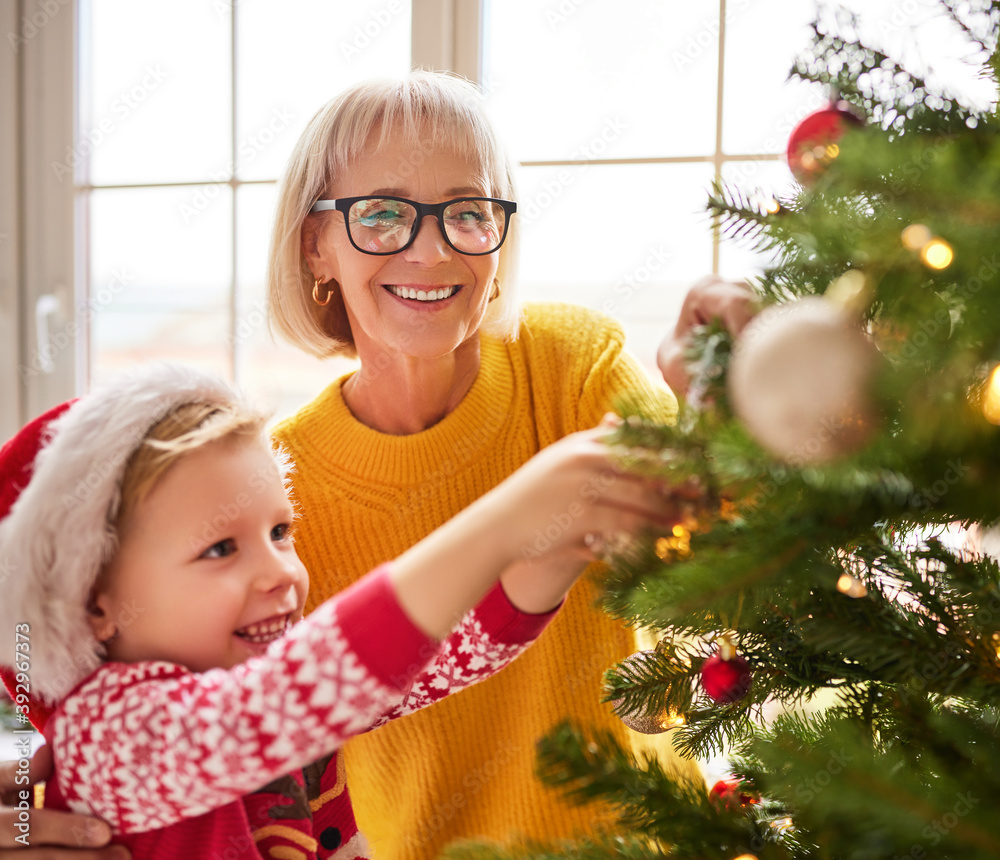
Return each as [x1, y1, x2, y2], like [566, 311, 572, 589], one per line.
[304, 124, 502, 361]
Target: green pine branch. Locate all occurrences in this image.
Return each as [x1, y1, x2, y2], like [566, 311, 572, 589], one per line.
[451, 4, 1000, 857]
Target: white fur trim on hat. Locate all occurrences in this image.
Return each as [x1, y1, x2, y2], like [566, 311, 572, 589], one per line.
[0, 363, 243, 705]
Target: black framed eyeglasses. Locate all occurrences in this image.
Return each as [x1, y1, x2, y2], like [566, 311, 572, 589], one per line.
[310, 196, 517, 256]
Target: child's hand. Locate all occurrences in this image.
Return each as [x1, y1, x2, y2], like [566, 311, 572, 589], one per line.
[495, 419, 678, 566]
[390, 418, 682, 638]
[490, 417, 683, 614]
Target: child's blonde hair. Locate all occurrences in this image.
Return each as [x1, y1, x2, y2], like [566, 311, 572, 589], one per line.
[115, 401, 272, 529]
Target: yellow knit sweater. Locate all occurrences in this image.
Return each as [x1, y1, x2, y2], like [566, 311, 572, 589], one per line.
[272, 302, 685, 859]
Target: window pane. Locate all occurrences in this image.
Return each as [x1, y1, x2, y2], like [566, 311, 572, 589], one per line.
[485, 2, 718, 161]
[91, 311, 232, 384]
[236, 0, 413, 182]
[516, 162, 714, 366]
[235, 184, 357, 418]
[722, 0, 816, 155]
[81, 0, 231, 185]
[89, 186, 233, 379]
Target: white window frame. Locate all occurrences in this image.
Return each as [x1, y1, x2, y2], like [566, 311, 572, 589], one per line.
[0, 0, 478, 426]
[3, 0, 773, 426]
[1, 0, 77, 434]
[486, 0, 781, 276]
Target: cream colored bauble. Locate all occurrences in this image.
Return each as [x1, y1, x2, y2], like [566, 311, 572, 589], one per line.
[728, 297, 879, 464]
[610, 650, 675, 734]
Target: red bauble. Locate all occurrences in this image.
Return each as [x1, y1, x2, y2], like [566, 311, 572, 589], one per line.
[709, 777, 758, 809]
[786, 101, 863, 183]
[701, 650, 753, 703]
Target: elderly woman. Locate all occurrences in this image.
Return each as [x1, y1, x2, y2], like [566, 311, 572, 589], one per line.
[265, 70, 684, 859]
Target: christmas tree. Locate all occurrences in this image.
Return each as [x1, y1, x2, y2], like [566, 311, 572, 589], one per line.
[447, 2, 1000, 858]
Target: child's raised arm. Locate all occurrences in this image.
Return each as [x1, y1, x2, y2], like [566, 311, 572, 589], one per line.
[391, 420, 674, 639]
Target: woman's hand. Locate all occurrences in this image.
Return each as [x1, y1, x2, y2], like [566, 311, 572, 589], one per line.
[0, 747, 127, 858]
[657, 276, 757, 396]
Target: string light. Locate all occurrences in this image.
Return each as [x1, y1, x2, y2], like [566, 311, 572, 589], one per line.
[655, 524, 693, 560]
[826, 270, 869, 311]
[900, 224, 954, 270]
[798, 143, 841, 174]
[901, 223, 932, 251]
[920, 238, 954, 270]
[660, 712, 686, 729]
[837, 573, 868, 598]
[983, 364, 1000, 425]
[732, 855, 759, 860]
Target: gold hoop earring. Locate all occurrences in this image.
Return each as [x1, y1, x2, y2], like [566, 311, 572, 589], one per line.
[489, 278, 501, 302]
[313, 278, 333, 307]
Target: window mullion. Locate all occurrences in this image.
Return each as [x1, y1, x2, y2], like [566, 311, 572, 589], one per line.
[0, 0, 21, 437]
[18, 0, 77, 418]
[713, 0, 727, 275]
[411, 0, 483, 84]
[229, 0, 238, 383]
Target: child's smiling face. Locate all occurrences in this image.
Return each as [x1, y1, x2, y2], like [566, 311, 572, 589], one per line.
[90, 434, 309, 672]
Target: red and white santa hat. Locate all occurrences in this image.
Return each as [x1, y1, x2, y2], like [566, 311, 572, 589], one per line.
[0, 363, 242, 725]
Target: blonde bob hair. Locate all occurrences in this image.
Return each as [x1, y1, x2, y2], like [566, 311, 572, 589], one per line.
[268, 70, 522, 359]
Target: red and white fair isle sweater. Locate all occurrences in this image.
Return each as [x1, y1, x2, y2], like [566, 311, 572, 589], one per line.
[41, 566, 557, 860]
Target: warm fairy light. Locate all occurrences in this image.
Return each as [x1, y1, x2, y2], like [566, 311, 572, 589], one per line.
[773, 817, 794, 831]
[901, 223, 932, 251]
[983, 365, 1000, 425]
[733, 855, 759, 860]
[655, 525, 693, 560]
[920, 238, 954, 270]
[837, 573, 867, 598]
[903, 225, 953, 269]
[660, 712, 686, 729]
[765, 198, 782, 214]
[716, 634, 737, 661]
[825, 143, 840, 158]
[826, 270, 868, 310]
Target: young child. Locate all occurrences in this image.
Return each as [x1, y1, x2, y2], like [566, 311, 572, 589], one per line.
[0, 363, 671, 859]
